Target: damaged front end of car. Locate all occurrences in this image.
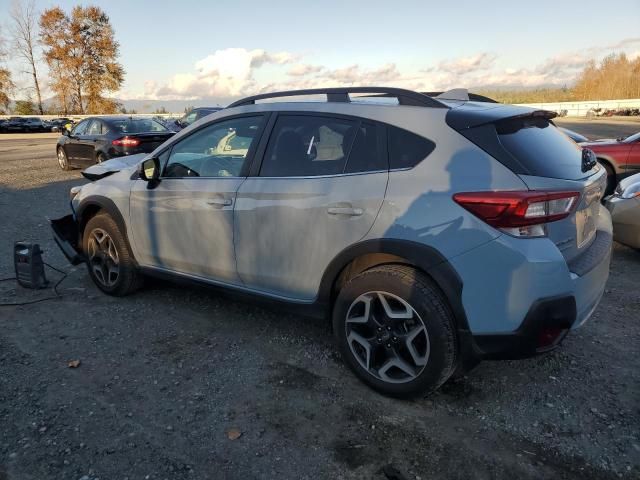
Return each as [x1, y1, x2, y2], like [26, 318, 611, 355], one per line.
[50, 214, 83, 265]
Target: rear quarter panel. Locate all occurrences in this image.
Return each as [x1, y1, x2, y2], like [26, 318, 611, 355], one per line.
[365, 110, 528, 260]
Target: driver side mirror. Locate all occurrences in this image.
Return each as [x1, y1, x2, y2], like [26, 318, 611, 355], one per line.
[140, 157, 160, 183]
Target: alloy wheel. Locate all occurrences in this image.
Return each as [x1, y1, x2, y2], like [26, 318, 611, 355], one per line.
[87, 228, 120, 288]
[57, 148, 67, 169]
[345, 291, 430, 384]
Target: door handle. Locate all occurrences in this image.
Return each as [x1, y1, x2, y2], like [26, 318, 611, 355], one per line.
[327, 206, 364, 216]
[207, 198, 233, 207]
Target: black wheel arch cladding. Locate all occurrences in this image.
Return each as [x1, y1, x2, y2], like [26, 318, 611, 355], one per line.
[76, 196, 136, 263]
[318, 238, 469, 332]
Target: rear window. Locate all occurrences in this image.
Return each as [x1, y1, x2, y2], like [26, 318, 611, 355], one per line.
[387, 126, 435, 169]
[496, 118, 586, 179]
[109, 119, 168, 134]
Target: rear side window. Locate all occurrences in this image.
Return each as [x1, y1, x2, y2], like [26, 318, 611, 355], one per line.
[387, 126, 435, 169]
[261, 115, 357, 177]
[496, 118, 586, 179]
[344, 122, 386, 173]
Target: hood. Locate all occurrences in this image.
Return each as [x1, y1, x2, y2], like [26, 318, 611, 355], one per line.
[82, 153, 147, 181]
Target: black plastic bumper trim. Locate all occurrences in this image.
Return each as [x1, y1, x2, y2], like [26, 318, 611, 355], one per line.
[50, 215, 84, 265]
[466, 295, 577, 360]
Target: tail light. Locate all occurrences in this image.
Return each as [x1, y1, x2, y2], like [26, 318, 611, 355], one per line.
[453, 190, 580, 238]
[112, 136, 140, 147]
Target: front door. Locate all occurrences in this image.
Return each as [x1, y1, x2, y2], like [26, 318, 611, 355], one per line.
[129, 115, 267, 283]
[234, 114, 388, 300]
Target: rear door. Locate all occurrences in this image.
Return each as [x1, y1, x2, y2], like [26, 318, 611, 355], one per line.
[129, 114, 267, 282]
[234, 113, 388, 301]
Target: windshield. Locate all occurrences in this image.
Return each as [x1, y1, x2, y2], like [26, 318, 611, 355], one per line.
[109, 118, 168, 134]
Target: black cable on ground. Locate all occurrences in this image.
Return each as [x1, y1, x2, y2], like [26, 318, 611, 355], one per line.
[0, 263, 70, 307]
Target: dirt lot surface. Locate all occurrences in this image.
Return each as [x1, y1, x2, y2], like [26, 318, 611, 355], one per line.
[0, 126, 639, 480]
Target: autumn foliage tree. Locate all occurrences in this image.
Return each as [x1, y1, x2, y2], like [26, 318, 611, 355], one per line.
[573, 54, 640, 101]
[39, 5, 124, 114]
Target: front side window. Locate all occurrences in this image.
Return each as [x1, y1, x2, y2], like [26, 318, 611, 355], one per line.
[72, 120, 90, 136]
[163, 116, 264, 178]
[260, 115, 360, 177]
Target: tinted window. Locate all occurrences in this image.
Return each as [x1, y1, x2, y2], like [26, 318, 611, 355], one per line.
[163, 116, 264, 178]
[344, 122, 386, 173]
[109, 118, 168, 134]
[72, 120, 90, 136]
[261, 115, 358, 177]
[497, 118, 586, 179]
[86, 120, 103, 135]
[387, 126, 435, 169]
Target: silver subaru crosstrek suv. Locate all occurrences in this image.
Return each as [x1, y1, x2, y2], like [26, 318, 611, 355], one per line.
[51, 87, 612, 398]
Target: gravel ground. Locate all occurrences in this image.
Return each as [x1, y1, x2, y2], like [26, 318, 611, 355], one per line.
[0, 129, 639, 480]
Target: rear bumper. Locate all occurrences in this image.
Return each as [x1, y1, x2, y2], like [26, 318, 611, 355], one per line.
[471, 295, 576, 359]
[50, 215, 84, 265]
[452, 212, 612, 360]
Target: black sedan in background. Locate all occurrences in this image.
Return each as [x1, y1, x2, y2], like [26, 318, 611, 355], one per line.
[56, 116, 175, 170]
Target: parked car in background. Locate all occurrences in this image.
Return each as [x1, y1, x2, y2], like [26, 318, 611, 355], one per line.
[4, 117, 28, 132]
[51, 87, 612, 398]
[50, 118, 73, 132]
[580, 132, 640, 194]
[605, 172, 640, 249]
[0, 119, 7, 132]
[3, 117, 47, 133]
[559, 127, 588, 143]
[56, 116, 175, 171]
[23, 117, 47, 132]
[169, 107, 222, 131]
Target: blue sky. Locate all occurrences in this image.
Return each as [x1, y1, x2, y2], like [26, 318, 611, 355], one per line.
[1, 0, 639, 104]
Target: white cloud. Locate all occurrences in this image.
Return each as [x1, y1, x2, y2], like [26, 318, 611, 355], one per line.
[149, 48, 298, 100]
[435, 53, 496, 75]
[287, 64, 324, 76]
[129, 39, 640, 103]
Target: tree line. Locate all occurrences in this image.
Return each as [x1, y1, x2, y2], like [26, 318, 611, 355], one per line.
[0, 0, 123, 115]
[477, 54, 640, 104]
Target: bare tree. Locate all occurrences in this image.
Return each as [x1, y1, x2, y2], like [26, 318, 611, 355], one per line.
[0, 28, 15, 113]
[10, 0, 44, 114]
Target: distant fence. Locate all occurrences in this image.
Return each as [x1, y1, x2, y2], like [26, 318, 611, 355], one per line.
[516, 99, 640, 117]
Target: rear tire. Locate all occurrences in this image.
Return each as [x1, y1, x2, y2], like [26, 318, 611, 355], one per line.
[333, 265, 457, 398]
[57, 147, 71, 171]
[96, 152, 106, 164]
[83, 212, 142, 296]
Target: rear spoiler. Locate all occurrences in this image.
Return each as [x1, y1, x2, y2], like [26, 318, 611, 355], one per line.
[446, 104, 557, 130]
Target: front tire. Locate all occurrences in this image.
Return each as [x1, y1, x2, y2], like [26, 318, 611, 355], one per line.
[57, 147, 71, 171]
[333, 265, 457, 398]
[96, 152, 106, 163]
[83, 212, 141, 296]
